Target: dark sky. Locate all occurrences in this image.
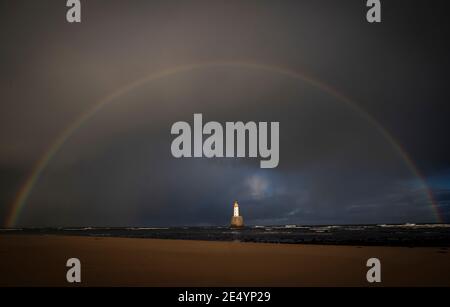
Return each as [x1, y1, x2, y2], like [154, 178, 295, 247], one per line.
[1, 0, 450, 227]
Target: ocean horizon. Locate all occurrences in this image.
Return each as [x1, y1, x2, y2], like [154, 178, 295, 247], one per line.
[2, 223, 450, 247]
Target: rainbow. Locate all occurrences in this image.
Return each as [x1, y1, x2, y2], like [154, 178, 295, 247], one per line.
[4, 61, 443, 227]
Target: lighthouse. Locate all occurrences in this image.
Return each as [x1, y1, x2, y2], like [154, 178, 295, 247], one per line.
[230, 200, 244, 228]
[233, 201, 239, 217]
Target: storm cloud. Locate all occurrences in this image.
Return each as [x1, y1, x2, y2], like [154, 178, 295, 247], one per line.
[1, 0, 450, 226]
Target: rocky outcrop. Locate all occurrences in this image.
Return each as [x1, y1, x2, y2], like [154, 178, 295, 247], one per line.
[230, 216, 244, 228]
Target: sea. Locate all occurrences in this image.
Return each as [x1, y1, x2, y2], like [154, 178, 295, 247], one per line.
[2, 223, 450, 246]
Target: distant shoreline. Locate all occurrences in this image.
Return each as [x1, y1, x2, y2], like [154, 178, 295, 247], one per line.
[1, 224, 450, 247]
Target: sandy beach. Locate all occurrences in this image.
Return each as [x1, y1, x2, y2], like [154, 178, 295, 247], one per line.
[0, 235, 449, 286]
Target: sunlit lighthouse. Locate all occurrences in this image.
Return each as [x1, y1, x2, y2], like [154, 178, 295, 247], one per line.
[230, 200, 244, 228]
[234, 201, 239, 217]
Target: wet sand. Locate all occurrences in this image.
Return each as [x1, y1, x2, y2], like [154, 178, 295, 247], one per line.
[0, 235, 449, 286]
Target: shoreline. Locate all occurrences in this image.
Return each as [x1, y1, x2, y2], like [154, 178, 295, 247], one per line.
[3, 226, 450, 248]
[1, 235, 449, 286]
[3, 232, 450, 248]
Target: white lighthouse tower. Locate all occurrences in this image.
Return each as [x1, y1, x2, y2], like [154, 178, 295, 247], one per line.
[230, 200, 244, 228]
[233, 201, 239, 217]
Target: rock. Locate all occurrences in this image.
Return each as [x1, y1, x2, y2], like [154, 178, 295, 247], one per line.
[230, 216, 244, 228]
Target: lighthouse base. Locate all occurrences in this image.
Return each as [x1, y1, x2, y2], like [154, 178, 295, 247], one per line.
[230, 216, 244, 228]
